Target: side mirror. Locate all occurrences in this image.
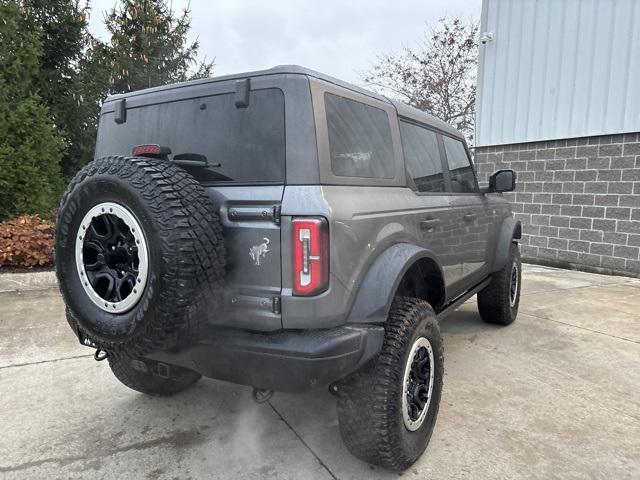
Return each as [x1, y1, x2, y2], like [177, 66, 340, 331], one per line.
[489, 169, 516, 193]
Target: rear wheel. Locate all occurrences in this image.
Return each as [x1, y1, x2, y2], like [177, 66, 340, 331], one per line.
[336, 297, 444, 471]
[477, 242, 521, 325]
[108, 356, 201, 396]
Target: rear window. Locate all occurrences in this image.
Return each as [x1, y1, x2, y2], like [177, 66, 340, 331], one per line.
[325, 93, 394, 178]
[98, 88, 285, 183]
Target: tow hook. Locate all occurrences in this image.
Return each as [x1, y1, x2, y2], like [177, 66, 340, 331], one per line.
[252, 387, 274, 404]
[94, 349, 109, 361]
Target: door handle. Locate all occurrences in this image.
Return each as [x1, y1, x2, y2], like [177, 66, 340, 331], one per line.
[420, 218, 441, 231]
[463, 213, 477, 222]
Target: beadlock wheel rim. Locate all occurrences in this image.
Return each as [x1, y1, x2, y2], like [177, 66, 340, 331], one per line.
[75, 202, 149, 314]
[510, 263, 519, 308]
[402, 336, 435, 432]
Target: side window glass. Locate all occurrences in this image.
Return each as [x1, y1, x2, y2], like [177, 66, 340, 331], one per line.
[325, 93, 395, 178]
[399, 121, 446, 192]
[442, 135, 477, 193]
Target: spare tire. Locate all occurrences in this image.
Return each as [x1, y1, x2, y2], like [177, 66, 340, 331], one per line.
[55, 156, 225, 357]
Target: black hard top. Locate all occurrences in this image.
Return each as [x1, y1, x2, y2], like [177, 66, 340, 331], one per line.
[105, 64, 462, 139]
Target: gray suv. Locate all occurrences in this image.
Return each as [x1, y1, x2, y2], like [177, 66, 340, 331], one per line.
[55, 65, 522, 470]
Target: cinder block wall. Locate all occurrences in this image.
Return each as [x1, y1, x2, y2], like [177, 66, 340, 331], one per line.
[474, 133, 640, 277]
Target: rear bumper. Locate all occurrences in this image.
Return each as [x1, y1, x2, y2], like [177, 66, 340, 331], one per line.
[145, 324, 384, 393]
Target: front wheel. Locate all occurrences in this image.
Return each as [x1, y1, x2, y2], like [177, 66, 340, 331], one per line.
[477, 242, 521, 325]
[336, 297, 444, 471]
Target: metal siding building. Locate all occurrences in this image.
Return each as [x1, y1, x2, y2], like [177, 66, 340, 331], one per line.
[476, 0, 640, 147]
[474, 0, 640, 277]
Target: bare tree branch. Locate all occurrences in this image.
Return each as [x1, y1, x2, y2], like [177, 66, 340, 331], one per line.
[362, 17, 479, 144]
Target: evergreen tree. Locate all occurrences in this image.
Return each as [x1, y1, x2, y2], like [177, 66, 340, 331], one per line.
[0, 0, 64, 219]
[0, 0, 214, 203]
[101, 0, 214, 94]
[20, 0, 97, 177]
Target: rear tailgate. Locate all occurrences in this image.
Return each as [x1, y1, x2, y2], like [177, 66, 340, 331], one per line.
[96, 83, 289, 331]
[206, 186, 283, 330]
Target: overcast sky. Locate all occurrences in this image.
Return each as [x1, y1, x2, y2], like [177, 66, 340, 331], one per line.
[88, 0, 481, 84]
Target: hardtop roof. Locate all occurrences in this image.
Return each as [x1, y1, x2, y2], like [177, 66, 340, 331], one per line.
[104, 64, 463, 140]
[391, 100, 462, 138]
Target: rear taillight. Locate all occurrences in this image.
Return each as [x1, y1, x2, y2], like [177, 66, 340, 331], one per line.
[292, 217, 329, 296]
[131, 144, 171, 157]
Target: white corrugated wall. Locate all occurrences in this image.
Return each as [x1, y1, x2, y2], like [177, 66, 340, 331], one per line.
[476, 0, 640, 147]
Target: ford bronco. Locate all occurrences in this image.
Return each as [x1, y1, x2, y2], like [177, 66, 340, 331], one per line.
[55, 65, 522, 470]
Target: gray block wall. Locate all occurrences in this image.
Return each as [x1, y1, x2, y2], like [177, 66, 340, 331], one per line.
[474, 133, 640, 277]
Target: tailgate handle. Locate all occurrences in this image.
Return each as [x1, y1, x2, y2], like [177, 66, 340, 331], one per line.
[420, 218, 441, 232]
[228, 205, 280, 223]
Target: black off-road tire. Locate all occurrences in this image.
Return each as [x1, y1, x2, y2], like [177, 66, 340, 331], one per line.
[108, 355, 201, 396]
[336, 297, 444, 471]
[477, 242, 521, 325]
[55, 156, 225, 357]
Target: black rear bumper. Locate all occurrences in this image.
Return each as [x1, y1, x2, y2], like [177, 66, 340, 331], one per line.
[145, 324, 384, 393]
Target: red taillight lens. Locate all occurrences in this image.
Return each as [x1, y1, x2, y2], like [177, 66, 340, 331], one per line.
[131, 144, 171, 157]
[292, 217, 329, 296]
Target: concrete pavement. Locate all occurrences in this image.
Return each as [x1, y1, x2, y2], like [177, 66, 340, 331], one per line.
[1, 265, 639, 479]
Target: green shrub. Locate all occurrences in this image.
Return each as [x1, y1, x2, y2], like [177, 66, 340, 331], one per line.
[0, 1, 64, 220]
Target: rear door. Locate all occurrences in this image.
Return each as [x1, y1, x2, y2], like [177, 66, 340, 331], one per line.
[398, 120, 463, 288]
[441, 134, 494, 289]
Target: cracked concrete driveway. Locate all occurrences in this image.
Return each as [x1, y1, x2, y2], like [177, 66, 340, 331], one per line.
[1, 264, 639, 479]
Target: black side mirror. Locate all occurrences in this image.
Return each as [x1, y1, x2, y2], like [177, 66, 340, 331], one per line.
[489, 169, 516, 193]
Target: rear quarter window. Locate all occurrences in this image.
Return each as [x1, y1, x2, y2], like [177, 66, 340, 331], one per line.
[324, 93, 394, 178]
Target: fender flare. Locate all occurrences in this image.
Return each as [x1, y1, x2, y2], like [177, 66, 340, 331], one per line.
[346, 243, 445, 324]
[491, 217, 522, 272]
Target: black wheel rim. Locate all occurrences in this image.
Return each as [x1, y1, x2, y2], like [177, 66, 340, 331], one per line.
[76, 202, 149, 313]
[402, 337, 435, 431]
[510, 263, 519, 307]
[83, 213, 139, 303]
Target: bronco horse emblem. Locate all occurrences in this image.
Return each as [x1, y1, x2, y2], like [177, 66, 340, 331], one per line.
[249, 237, 270, 266]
